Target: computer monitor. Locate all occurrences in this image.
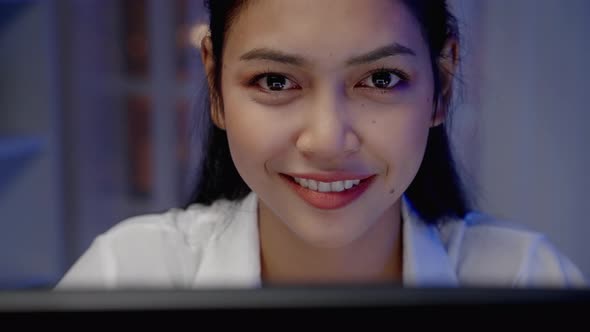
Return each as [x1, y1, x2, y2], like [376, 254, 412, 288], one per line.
[0, 285, 588, 322]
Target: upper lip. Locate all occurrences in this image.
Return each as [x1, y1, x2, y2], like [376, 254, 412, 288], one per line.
[282, 172, 375, 182]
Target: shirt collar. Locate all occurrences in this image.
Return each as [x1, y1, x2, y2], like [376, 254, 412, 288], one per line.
[191, 192, 261, 288]
[401, 196, 459, 287]
[193, 193, 458, 288]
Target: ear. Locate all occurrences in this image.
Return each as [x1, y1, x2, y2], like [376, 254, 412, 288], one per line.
[432, 38, 459, 127]
[200, 35, 226, 130]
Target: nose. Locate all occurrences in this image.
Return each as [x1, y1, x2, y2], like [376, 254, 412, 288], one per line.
[295, 87, 360, 162]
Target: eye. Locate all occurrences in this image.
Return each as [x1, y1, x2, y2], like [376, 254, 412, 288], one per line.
[254, 73, 299, 92]
[356, 70, 404, 90]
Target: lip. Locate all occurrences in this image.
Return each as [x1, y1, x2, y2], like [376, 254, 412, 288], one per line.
[280, 173, 376, 210]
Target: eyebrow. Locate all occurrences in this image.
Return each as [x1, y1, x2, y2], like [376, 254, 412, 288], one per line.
[239, 43, 416, 67]
[346, 43, 416, 66]
[240, 48, 306, 66]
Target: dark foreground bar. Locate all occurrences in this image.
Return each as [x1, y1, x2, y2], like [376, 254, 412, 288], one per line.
[0, 286, 588, 323]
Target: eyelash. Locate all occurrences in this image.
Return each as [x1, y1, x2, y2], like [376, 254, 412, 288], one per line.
[357, 67, 410, 89]
[247, 67, 410, 92]
[247, 70, 299, 91]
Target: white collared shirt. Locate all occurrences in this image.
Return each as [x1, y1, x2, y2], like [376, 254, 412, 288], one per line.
[56, 192, 587, 289]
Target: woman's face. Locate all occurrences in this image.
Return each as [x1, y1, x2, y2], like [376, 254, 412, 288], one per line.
[215, 0, 439, 248]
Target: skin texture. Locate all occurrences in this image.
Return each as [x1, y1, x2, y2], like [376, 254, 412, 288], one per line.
[201, 0, 456, 284]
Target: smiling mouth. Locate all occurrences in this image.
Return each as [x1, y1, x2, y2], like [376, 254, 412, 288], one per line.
[280, 174, 376, 210]
[287, 176, 362, 193]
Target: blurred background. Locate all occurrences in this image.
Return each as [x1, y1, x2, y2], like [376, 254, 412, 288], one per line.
[0, 0, 588, 289]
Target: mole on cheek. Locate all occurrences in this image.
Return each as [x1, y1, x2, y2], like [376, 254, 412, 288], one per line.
[389, 188, 395, 194]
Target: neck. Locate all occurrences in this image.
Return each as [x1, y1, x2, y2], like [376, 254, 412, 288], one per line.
[258, 201, 403, 286]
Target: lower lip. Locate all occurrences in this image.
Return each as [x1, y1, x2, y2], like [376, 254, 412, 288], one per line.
[281, 175, 375, 210]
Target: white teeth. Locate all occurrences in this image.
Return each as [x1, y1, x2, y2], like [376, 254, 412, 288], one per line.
[344, 180, 353, 189]
[292, 176, 362, 192]
[331, 181, 345, 192]
[300, 178, 309, 188]
[318, 182, 331, 192]
[308, 179, 318, 190]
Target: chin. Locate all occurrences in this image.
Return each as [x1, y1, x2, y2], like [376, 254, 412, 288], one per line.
[294, 220, 367, 249]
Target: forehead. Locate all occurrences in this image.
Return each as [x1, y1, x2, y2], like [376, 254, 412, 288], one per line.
[223, 0, 427, 65]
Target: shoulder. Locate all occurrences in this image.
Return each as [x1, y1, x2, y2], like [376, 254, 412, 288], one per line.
[438, 212, 587, 288]
[56, 195, 253, 289]
[104, 196, 244, 247]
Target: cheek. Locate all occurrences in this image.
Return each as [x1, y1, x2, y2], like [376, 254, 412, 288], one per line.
[373, 115, 429, 161]
[396, 82, 435, 167]
[222, 87, 293, 183]
[364, 95, 433, 180]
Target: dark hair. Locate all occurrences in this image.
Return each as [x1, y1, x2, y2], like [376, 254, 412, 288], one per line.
[186, 0, 471, 223]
